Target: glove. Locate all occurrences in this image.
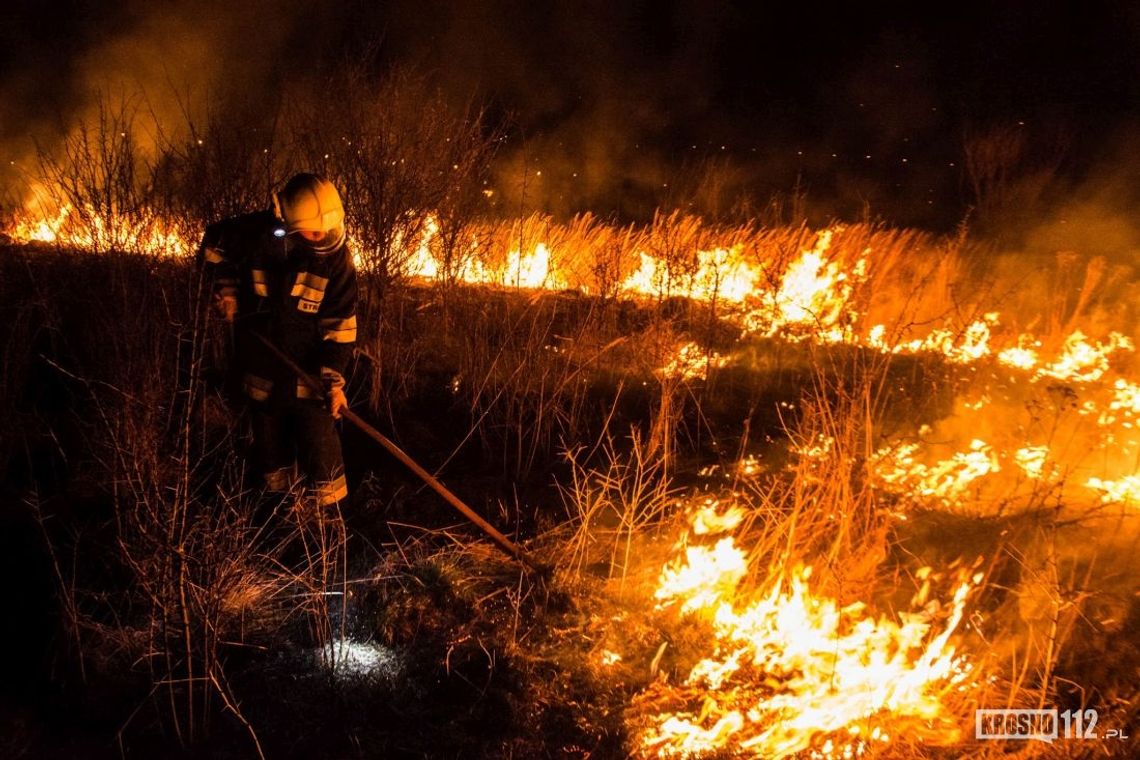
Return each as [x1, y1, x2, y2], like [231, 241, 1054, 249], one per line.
[213, 294, 238, 322]
[321, 368, 348, 419]
[328, 386, 348, 420]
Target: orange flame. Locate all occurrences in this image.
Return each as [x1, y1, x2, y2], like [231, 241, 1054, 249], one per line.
[641, 505, 977, 758]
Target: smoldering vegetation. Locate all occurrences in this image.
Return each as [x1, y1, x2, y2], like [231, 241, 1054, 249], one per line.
[3, 71, 1140, 759]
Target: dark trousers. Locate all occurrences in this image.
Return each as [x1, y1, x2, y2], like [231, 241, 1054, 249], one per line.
[252, 399, 347, 506]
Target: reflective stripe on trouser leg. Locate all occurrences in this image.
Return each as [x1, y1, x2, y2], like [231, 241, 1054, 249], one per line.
[297, 379, 321, 400]
[294, 399, 347, 506]
[243, 373, 274, 402]
[313, 473, 348, 507]
[264, 466, 292, 492]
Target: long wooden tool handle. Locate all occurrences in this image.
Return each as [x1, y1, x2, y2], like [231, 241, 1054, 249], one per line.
[251, 332, 542, 571]
[339, 407, 539, 568]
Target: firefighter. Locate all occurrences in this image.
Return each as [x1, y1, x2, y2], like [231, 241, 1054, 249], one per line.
[198, 173, 357, 509]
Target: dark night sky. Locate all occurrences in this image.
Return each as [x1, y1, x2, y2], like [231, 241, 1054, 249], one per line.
[3, 0, 1140, 229]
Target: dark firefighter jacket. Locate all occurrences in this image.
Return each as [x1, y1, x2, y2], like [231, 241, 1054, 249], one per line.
[197, 210, 358, 403]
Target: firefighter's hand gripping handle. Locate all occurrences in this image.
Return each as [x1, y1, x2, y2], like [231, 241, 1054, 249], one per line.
[251, 332, 545, 573]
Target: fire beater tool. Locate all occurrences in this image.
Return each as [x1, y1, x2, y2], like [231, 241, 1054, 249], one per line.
[252, 331, 546, 573]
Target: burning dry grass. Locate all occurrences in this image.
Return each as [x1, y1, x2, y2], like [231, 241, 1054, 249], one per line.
[25, 176, 1140, 513]
[636, 569, 977, 758]
[5, 239, 1140, 757]
[614, 382, 973, 759]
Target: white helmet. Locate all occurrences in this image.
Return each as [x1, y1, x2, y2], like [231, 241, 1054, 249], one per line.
[274, 173, 346, 252]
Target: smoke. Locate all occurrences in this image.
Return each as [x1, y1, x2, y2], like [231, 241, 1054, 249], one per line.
[1022, 130, 1140, 262]
[392, 0, 732, 220]
[0, 0, 320, 196]
[4, 1, 1139, 228]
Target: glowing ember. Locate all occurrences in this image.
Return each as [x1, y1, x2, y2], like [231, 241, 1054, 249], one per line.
[794, 434, 836, 463]
[884, 314, 998, 364]
[870, 439, 1000, 506]
[1033, 331, 1133, 384]
[737, 455, 762, 477]
[659, 342, 728, 381]
[996, 335, 1041, 371]
[1014, 446, 1050, 480]
[1085, 475, 1140, 505]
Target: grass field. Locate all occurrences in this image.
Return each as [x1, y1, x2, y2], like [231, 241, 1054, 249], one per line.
[2, 215, 1138, 758]
[1, 85, 1138, 758]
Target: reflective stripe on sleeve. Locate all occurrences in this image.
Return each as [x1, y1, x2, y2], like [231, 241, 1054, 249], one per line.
[319, 315, 357, 343]
[293, 286, 326, 302]
[290, 272, 329, 302]
[251, 269, 269, 298]
[296, 380, 321, 400]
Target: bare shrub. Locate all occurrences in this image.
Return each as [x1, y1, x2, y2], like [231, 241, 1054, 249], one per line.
[560, 431, 676, 584]
[151, 105, 284, 233]
[964, 122, 1069, 238]
[31, 96, 170, 253]
[284, 64, 498, 285]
